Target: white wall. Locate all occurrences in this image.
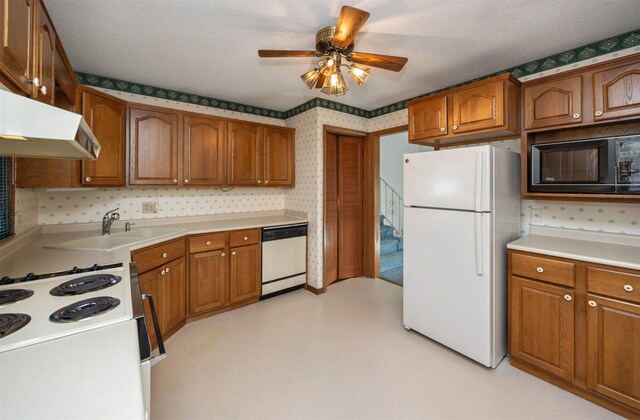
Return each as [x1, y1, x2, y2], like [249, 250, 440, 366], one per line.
[379, 131, 431, 200]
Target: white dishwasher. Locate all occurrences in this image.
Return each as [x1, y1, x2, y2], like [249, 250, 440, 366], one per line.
[261, 223, 307, 298]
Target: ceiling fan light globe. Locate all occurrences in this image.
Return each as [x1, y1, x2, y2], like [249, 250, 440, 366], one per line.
[321, 68, 349, 96]
[348, 64, 370, 85]
[300, 68, 321, 89]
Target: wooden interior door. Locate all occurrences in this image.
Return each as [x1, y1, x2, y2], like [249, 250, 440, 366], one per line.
[524, 75, 583, 130]
[81, 89, 126, 186]
[34, 0, 55, 105]
[0, 0, 34, 94]
[226, 122, 262, 186]
[586, 294, 640, 410]
[324, 133, 339, 287]
[183, 115, 225, 186]
[337, 136, 363, 280]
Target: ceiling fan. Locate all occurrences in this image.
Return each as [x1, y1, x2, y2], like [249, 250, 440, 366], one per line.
[258, 5, 408, 96]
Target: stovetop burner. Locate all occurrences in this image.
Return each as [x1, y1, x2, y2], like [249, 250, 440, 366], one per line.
[49, 296, 121, 323]
[50, 274, 122, 296]
[0, 314, 31, 338]
[0, 289, 34, 307]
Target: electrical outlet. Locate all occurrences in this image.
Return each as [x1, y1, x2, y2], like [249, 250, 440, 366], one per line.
[142, 202, 157, 214]
[531, 208, 542, 223]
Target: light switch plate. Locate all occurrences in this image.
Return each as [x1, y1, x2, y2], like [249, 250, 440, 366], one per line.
[142, 202, 157, 213]
[531, 208, 542, 223]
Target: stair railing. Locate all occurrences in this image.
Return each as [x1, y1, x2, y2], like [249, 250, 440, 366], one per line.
[380, 177, 403, 237]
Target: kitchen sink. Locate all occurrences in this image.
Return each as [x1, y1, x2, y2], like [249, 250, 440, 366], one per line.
[45, 228, 183, 251]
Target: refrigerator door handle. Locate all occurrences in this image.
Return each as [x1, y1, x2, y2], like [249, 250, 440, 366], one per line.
[475, 213, 483, 276]
[475, 151, 484, 212]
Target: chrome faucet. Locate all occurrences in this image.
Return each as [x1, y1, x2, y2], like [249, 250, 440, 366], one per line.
[102, 208, 120, 236]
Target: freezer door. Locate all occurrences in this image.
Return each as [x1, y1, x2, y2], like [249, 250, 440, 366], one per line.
[403, 206, 499, 367]
[403, 145, 492, 212]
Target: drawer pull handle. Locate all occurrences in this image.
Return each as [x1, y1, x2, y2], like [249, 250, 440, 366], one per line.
[623, 284, 634, 292]
[162, 252, 168, 258]
[232, 251, 237, 256]
[161, 269, 166, 276]
[536, 267, 544, 273]
[221, 252, 225, 257]
[588, 300, 597, 308]
[243, 236, 248, 241]
[206, 241, 211, 246]
[563, 294, 572, 302]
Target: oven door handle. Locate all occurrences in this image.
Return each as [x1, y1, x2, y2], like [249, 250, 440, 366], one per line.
[143, 293, 167, 366]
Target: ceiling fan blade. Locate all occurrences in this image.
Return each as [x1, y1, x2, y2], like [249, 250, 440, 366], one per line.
[332, 5, 370, 49]
[316, 74, 327, 89]
[349, 52, 408, 72]
[258, 50, 318, 58]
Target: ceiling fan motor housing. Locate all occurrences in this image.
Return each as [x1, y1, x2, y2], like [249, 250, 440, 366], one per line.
[315, 26, 354, 56]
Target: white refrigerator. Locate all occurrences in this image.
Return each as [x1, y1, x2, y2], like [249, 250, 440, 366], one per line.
[402, 144, 520, 368]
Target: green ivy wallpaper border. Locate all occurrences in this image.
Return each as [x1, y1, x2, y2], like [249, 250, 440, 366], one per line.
[76, 28, 640, 120]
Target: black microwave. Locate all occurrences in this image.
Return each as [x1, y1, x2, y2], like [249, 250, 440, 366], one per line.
[530, 135, 640, 194]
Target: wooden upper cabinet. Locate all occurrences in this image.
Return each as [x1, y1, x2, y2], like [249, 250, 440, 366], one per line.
[0, 0, 34, 94]
[33, 0, 55, 105]
[586, 294, 640, 411]
[263, 126, 294, 186]
[227, 121, 262, 186]
[81, 89, 126, 186]
[451, 80, 503, 134]
[183, 115, 225, 186]
[593, 60, 640, 121]
[54, 40, 77, 105]
[129, 106, 180, 186]
[408, 95, 447, 140]
[510, 276, 574, 380]
[524, 75, 583, 130]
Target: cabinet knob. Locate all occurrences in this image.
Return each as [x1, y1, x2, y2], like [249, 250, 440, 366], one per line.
[440, 127, 445, 132]
[257, 180, 262, 184]
[536, 266, 544, 273]
[29, 77, 41, 88]
[40, 85, 47, 95]
[243, 236, 248, 241]
[572, 113, 580, 119]
[184, 179, 189, 184]
[232, 251, 237, 256]
[221, 252, 225, 257]
[623, 284, 634, 292]
[265, 180, 269, 184]
[595, 110, 603, 117]
[85, 177, 91, 182]
[161, 269, 166, 276]
[162, 252, 168, 258]
[588, 300, 597, 308]
[165, 267, 170, 273]
[173, 179, 178, 183]
[452, 125, 458, 130]
[564, 294, 572, 302]
[206, 241, 211, 246]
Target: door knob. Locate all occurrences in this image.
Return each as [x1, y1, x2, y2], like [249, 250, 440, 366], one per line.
[85, 177, 91, 182]
[440, 127, 445, 132]
[40, 85, 47, 95]
[595, 110, 603, 117]
[232, 251, 237, 256]
[572, 113, 580, 119]
[173, 179, 178, 183]
[452, 125, 458, 130]
[588, 300, 597, 307]
[184, 179, 189, 184]
[221, 252, 225, 257]
[564, 294, 572, 301]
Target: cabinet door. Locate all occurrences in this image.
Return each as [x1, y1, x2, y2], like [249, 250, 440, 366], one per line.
[586, 294, 640, 410]
[129, 106, 180, 186]
[81, 90, 126, 186]
[451, 81, 503, 134]
[183, 115, 225, 186]
[593, 61, 640, 121]
[33, 0, 55, 104]
[524, 76, 583, 130]
[0, 0, 34, 94]
[227, 122, 262, 186]
[408, 96, 447, 140]
[161, 256, 186, 335]
[510, 276, 574, 380]
[229, 244, 261, 303]
[189, 250, 228, 314]
[139, 267, 162, 350]
[263, 127, 294, 186]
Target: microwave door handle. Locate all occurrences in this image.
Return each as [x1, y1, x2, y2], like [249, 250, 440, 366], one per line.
[143, 293, 167, 366]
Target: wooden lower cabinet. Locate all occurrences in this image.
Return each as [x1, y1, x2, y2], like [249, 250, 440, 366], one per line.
[139, 266, 161, 349]
[509, 250, 640, 417]
[229, 243, 261, 303]
[189, 249, 228, 314]
[510, 276, 574, 380]
[162, 256, 187, 334]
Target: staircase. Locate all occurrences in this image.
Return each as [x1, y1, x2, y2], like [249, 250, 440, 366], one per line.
[379, 215, 403, 285]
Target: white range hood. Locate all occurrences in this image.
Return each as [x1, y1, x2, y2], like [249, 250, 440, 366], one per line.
[0, 89, 101, 160]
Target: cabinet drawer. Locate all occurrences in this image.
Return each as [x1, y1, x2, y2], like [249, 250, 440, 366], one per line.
[189, 232, 227, 253]
[587, 266, 640, 304]
[511, 252, 575, 287]
[132, 238, 186, 273]
[230, 228, 260, 247]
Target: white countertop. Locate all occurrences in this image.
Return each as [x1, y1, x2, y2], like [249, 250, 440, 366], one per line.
[507, 226, 640, 271]
[0, 210, 307, 278]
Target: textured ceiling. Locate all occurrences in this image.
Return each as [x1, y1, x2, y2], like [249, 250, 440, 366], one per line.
[45, 0, 640, 112]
